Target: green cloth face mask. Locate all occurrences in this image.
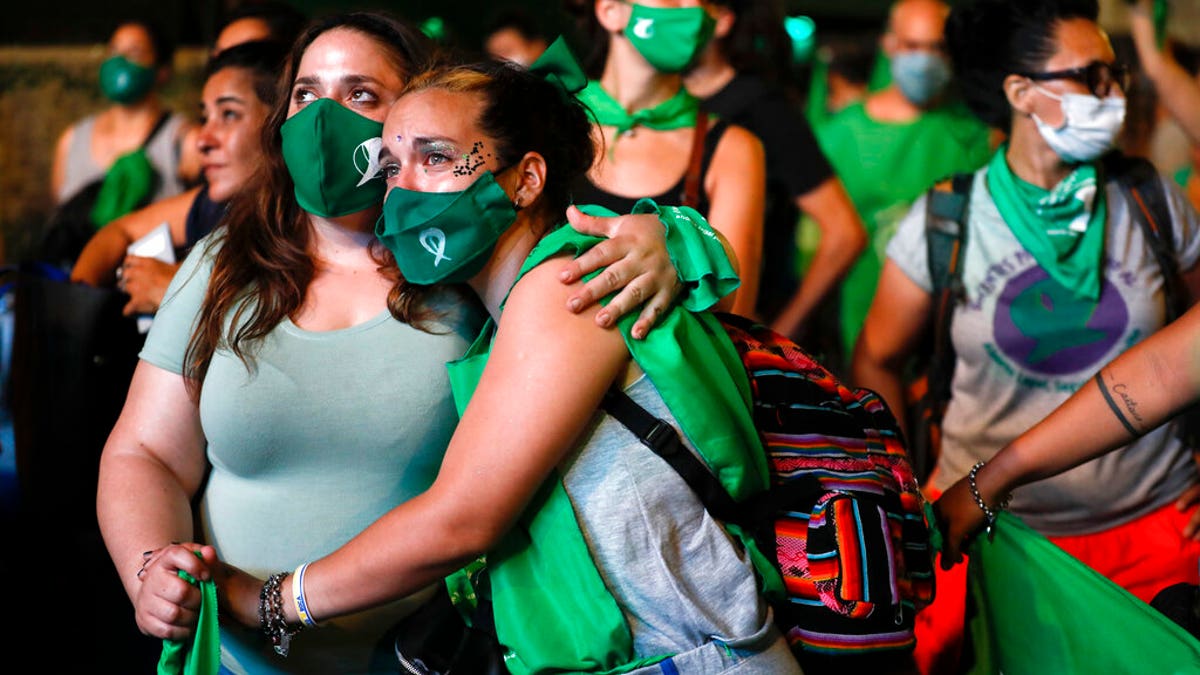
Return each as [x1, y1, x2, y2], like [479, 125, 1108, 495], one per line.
[99, 55, 156, 104]
[280, 98, 386, 218]
[624, 3, 716, 73]
[986, 144, 1107, 300]
[376, 170, 519, 285]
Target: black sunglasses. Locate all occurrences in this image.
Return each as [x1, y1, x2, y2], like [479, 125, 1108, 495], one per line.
[1019, 61, 1131, 98]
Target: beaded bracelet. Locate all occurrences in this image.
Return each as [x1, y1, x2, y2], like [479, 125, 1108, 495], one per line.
[259, 572, 302, 657]
[967, 461, 1012, 540]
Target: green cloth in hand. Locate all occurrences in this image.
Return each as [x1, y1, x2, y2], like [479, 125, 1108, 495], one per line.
[157, 555, 220, 675]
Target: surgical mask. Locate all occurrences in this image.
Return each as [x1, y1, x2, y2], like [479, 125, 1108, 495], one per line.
[890, 51, 951, 107]
[99, 55, 156, 104]
[624, 3, 716, 73]
[375, 170, 519, 285]
[1032, 86, 1127, 164]
[280, 98, 386, 218]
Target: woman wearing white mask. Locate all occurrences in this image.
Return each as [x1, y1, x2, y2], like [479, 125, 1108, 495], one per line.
[852, 0, 1200, 672]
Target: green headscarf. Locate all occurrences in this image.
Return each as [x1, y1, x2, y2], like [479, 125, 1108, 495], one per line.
[986, 144, 1107, 300]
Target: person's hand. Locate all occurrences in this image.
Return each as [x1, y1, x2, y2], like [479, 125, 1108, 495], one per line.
[932, 479, 988, 570]
[1177, 483, 1200, 540]
[132, 542, 216, 640]
[119, 256, 180, 316]
[559, 206, 682, 340]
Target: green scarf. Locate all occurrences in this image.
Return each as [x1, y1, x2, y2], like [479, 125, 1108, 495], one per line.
[986, 145, 1107, 300]
[575, 80, 698, 138]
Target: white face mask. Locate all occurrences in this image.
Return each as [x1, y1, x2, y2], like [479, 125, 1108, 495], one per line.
[1031, 85, 1126, 163]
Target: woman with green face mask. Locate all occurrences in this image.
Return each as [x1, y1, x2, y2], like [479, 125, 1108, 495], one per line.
[567, 0, 768, 318]
[95, 12, 711, 675]
[50, 20, 200, 214]
[205, 55, 802, 675]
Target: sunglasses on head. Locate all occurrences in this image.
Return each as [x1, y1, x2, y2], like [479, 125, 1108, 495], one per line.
[1018, 60, 1131, 98]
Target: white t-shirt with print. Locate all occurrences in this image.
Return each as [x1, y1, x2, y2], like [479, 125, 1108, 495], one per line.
[888, 165, 1200, 536]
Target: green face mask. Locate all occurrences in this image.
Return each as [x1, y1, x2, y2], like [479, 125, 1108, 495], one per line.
[375, 170, 518, 285]
[624, 3, 716, 73]
[280, 98, 386, 218]
[99, 55, 156, 104]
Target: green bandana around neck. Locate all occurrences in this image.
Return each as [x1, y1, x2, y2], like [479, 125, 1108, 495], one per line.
[576, 80, 698, 138]
[986, 144, 1107, 300]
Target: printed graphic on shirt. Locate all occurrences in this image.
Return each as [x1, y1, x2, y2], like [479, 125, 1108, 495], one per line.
[993, 266, 1127, 376]
[972, 254, 1142, 392]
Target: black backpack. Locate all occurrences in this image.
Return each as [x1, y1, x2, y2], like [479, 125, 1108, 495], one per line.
[909, 153, 1196, 482]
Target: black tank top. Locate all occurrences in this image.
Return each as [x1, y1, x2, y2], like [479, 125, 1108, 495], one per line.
[572, 118, 730, 216]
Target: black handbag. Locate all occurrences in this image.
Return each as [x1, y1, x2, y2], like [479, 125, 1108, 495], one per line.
[390, 584, 507, 675]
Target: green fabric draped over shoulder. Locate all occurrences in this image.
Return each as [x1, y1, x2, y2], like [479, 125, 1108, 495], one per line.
[443, 199, 767, 674]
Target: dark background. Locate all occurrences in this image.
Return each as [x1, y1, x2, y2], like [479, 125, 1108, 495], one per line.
[0, 0, 897, 48]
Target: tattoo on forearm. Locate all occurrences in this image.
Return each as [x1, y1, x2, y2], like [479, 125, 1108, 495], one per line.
[1094, 371, 1144, 438]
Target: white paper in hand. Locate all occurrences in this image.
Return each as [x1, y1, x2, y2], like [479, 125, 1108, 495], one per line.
[126, 222, 176, 333]
[127, 221, 176, 264]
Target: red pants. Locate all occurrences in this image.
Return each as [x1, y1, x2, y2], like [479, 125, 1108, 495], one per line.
[914, 495, 1200, 675]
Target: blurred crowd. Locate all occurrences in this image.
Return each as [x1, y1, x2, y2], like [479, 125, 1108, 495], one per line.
[4, 0, 1200, 672]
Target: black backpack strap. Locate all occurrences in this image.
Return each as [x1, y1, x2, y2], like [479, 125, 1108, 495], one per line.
[912, 172, 972, 483]
[1102, 153, 1190, 321]
[600, 388, 743, 523]
[142, 111, 173, 149]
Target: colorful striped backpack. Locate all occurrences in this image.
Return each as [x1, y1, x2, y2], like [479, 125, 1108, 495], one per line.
[601, 312, 935, 664]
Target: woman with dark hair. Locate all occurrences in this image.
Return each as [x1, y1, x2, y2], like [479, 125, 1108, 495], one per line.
[851, 0, 1200, 672]
[566, 0, 767, 317]
[96, 12, 700, 673]
[683, 0, 867, 357]
[71, 40, 289, 315]
[205, 55, 800, 674]
[50, 19, 199, 229]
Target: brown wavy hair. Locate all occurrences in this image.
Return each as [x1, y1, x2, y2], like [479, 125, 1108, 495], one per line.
[183, 12, 438, 396]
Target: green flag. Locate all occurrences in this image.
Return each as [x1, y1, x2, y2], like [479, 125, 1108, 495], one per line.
[963, 512, 1200, 674]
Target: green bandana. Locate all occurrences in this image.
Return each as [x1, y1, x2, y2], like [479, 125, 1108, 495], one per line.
[986, 144, 1107, 300]
[576, 80, 698, 138]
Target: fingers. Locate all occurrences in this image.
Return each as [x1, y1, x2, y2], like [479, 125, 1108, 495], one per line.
[628, 284, 678, 340]
[132, 543, 214, 639]
[561, 240, 622, 293]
